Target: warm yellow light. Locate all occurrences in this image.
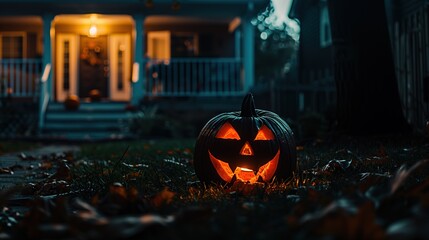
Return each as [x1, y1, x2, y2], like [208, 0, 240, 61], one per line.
[89, 24, 98, 37]
[254, 125, 275, 140]
[239, 167, 253, 172]
[240, 142, 254, 156]
[215, 122, 240, 140]
[234, 167, 256, 182]
[209, 149, 280, 183]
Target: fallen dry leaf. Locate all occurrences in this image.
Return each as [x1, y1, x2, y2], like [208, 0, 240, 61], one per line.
[359, 172, 391, 193]
[228, 180, 265, 196]
[37, 180, 70, 195]
[102, 214, 174, 239]
[18, 153, 37, 161]
[151, 188, 175, 208]
[9, 164, 24, 171]
[299, 200, 385, 239]
[109, 183, 127, 200]
[390, 159, 429, 194]
[386, 218, 429, 240]
[175, 206, 212, 223]
[319, 159, 352, 176]
[50, 160, 71, 181]
[0, 168, 13, 175]
[38, 160, 53, 170]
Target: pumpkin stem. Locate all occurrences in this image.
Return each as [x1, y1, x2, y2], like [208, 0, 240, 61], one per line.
[241, 93, 257, 117]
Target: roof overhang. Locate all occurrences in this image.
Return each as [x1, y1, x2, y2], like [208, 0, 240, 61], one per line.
[0, 0, 268, 18]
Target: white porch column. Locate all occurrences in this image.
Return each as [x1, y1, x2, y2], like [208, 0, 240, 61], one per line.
[242, 11, 255, 92]
[132, 14, 145, 105]
[42, 14, 54, 99]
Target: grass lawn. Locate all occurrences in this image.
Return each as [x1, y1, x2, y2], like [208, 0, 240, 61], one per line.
[2, 135, 429, 239]
[0, 141, 42, 155]
[74, 139, 197, 197]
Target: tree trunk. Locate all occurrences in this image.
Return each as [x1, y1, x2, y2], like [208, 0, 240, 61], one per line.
[327, 0, 410, 135]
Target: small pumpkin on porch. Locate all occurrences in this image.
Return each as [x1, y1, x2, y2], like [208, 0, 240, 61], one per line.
[89, 89, 101, 102]
[193, 93, 297, 184]
[64, 94, 80, 110]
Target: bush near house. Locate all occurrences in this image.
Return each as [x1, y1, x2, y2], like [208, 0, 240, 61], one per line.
[0, 97, 38, 138]
[129, 104, 198, 139]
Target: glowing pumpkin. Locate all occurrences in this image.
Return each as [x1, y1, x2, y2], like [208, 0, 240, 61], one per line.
[193, 93, 296, 184]
[89, 89, 101, 102]
[64, 94, 80, 110]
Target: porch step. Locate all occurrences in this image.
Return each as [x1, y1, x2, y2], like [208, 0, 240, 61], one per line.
[41, 102, 137, 141]
[47, 102, 128, 112]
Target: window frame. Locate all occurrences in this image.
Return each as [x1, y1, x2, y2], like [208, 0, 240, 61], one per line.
[0, 32, 27, 59]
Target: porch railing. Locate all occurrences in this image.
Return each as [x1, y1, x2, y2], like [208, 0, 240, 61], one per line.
[144, 58, 244, 97]
[0, 59, 43, 98]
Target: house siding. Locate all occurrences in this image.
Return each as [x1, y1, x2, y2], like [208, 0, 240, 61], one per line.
[146, 22, 234, 58]
[389, 0, 429, 129]
[287, 0, 429, 132]
[299, 4, 333, 84]
[27, 33, 39, 58]
[290, 0, 335, 119]
[396, 0, 425, 17]
[0, 22, 43, 58]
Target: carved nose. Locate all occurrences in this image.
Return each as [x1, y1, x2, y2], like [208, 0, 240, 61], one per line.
[240, 142, 254, 156]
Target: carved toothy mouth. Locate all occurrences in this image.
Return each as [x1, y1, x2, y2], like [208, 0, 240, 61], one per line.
[208, 150, 280, 183]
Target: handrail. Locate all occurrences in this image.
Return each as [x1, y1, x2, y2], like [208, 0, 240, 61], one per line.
[132, 62, 139, 83]
[38, 63, 51, 131]
[41, 63, 51, 83]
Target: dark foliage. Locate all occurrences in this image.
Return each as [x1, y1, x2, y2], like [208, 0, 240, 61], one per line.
[0, 97, 38, 138]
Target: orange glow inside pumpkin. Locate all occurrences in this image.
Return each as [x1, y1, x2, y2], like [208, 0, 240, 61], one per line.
[234, 167, 255, 181]
[210, 123, 279, 183]
[209, 150, 280, 183]
[240, 142, 254, 156]
[216, 122, 241, 140]
[254, 125, 275, 140]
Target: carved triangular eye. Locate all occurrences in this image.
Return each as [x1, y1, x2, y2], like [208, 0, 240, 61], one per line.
[216, 122, 241, 140]
[254, 125, 274, 140]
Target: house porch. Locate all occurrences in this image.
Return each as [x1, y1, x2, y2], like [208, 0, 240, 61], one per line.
[0, 0, 269, 140]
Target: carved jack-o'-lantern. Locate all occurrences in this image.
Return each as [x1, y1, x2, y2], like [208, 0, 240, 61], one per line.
[193, 93, 296, 184]
[89, 89, 101, 102]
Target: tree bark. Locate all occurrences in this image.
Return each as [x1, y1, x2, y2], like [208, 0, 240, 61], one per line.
[327, 0, 410, 135]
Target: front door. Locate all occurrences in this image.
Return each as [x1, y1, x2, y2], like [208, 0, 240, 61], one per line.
[56, 33, 131, 101]
[79, 35, 108, 99]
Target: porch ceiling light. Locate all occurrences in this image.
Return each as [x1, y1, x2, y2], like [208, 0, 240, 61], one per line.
[89, 24, 98, 37]
[88, 14, 98, 37]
